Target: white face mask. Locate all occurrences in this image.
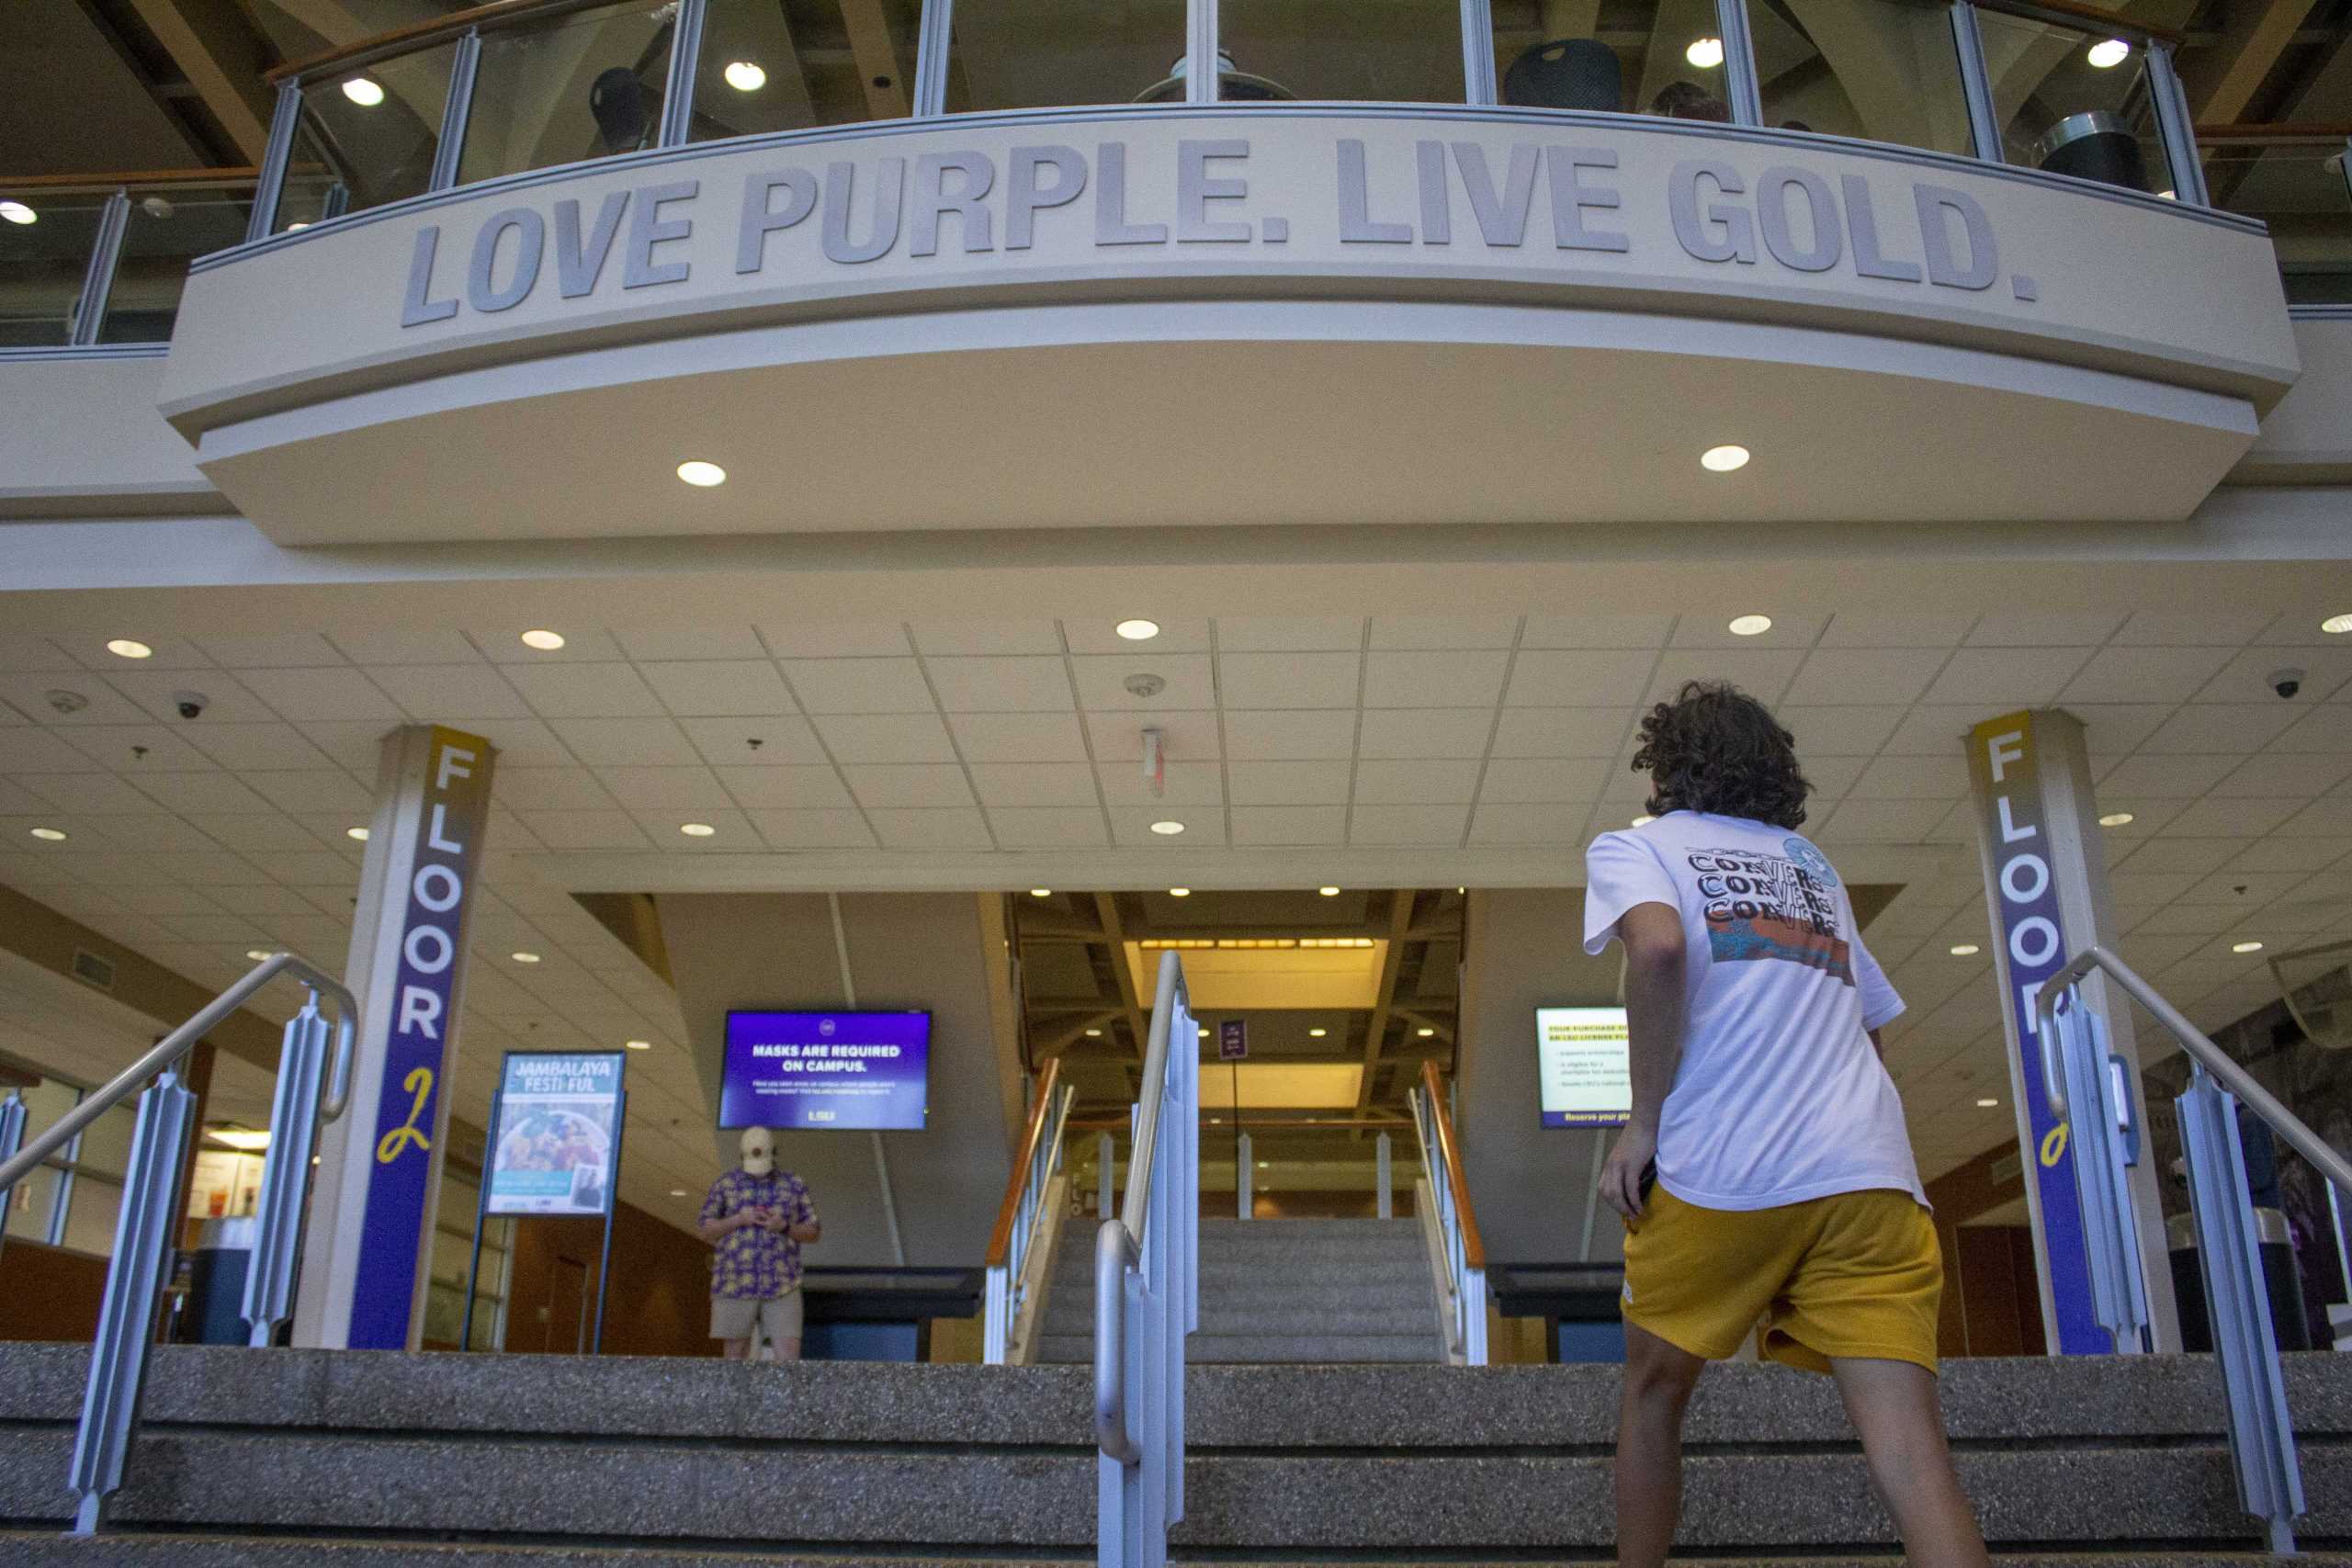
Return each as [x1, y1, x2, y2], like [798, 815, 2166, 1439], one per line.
[739, 1127, 775, 1179]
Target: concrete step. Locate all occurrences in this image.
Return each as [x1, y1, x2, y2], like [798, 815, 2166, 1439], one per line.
[1035, 1331, 1447, 1365]
[1039, 1298, 1437, 1337]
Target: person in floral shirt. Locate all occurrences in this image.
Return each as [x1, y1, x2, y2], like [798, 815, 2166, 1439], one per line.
[698, 1127, 820, 1361]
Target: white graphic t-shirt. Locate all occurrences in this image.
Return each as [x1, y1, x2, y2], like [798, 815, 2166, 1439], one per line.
[1582, 810, 1923, 1211]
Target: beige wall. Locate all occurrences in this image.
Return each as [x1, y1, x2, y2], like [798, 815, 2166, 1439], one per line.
[2233, 314, 2352, 483]
[0, 355, 217, 518]
[655, 892, 1016, 1269]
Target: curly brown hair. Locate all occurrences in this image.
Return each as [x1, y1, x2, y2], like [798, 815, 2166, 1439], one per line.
[1631, 681, 1812, 829]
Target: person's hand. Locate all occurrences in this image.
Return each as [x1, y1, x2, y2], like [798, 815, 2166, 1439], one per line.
[762, 1209, 789, 1233]
[1600, 1122, 1658, 1228]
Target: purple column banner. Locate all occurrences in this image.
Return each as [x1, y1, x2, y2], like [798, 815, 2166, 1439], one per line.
[348, 727, 494, 1348]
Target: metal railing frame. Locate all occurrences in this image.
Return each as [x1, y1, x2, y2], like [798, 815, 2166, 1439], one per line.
[2034, 944, 2352, 1556]
[982, 1057, 1075, 1365]
[1094, 952, 1198, 1568]
[0, 952, 358, 1536]
[1408, 1061, 1487, 1367]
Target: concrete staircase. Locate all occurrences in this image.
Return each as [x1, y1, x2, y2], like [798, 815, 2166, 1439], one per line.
[0, 1344, 2347, 1562]
[1033, 1215, 1445, 1365]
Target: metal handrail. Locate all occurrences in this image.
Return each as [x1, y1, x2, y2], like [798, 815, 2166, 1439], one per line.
[264, 0, 631, 85]
[2034, 945, 2352, 1197]
[1408, 1063, 1488, 1366]
[1416, 1060, 1486, 1270]
[986, 1057, 1066, 1267]
[1095, 951, 1182, 1461]
[983, 1058, 1072, 1365]
[0, 952, 356, 1195]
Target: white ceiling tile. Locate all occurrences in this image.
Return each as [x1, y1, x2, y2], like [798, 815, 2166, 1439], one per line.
[1965, 615, 2123, 646]
[1816, 797, 1949, 842]
[194, 633, 348, 669]
[1776, 705, 1909, 756]
[1368, 617, 1519, 650]
[235, 667, 406, 723]
[1669, 614, 1826, 649]
[2059, 645, 2236, 705]
[1488, 707, 1630, 758]
[2067, 704, 2181, 756]
[514, 811, 657, 850]
[967, 762, 1100, 808]
[2156, 796, 2307, 839]
[714, 765, 855, 808]
[595, 766, 736, 810]
[240, 769, 374, 814]
[324, 629, 481, 664]
[1227, 761, 1351, 806]
[1352, 759, 1482, 804]
[636, 661, 798, 717]
[62, 635, 214, 671]
[493, 768, 616, 811]
[1086, 710, 1219, 762]
[1360, 649, 1509, 709]
[628, 808, 758, 849]
[2138, 705, 2301, 755]
[864, 808, 993, 849]
[1804, 755, 1866, 797]
[1502, 649, 1651, 708]
[2253, 611, 2352, 649]
[2195, 647, 2352, 706]
[781, 657, 939, 714]
[1063, 619, 1210, 655]
[1108, 808, 1224, 845]
[181, 722, 340, 772]
[2127, 903, 2243, 936]
[923, 656, 1075, 713]
[1468, 804, 1586, 845]
[502, 662, 666, 719]
[469, 627, 627, 663]
[1920, 647, 2091, 706]
[747, 809, 876, 849]
[2113, 838, 2239, 874]
[2273, 705, 2352, 754]
[2109, 612, 2271, 647]
[1847, 755, 1968, 800]
[1781, 647, 1949, 707]
[0, 636, 78, 671]
[1642, 649, 1805, 707]
[146, 850, 276, 887]
[842, 764, 976, 809]
[13, 772, 175, 815]
[1815, 615, 1973, 648]
[364, 663, 531, 721]
[1, 727, 146, 772]
[947, 712, 1091, 763]
[1228, 806, 1347, 845]
[1218, 650, 1361, 710]
[2224, 837, 2352, 874]
[612, 626, 766, 660]
[2179, 871, 2305, 907]
[1222, 709, 1356, 761]
[986, 807, 1110, 848]
[909, 620, 1063, 656]
[1352, 708, 1491, 759]
[2097, 752, 2238, 799]
[129, 772, 278, 814]
[1069, 654, 1215, 711]
[1519, 615, 1673, 649]
[1214, 617, 1363, 652]
[1350, 804, 1471, 844]
[810, 713, 957, 764]
[678, 716, 828, 766]
[1096, 761, 1223, 807]
[545, 716, 701, 767]
[755, 623, 911, 658]
[2278, 797, 2352, 836]
[0, 776, 59, 815]
[0, 674, 153, 726]
[184, 814, 333, 853]
[1477, 758, 1609, 804]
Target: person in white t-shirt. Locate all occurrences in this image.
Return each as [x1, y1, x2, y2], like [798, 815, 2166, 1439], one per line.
[1585, 681, 1986, 1568]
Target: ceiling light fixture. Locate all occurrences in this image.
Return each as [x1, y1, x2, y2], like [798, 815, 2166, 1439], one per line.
[626, 1039, 651, 1050]
[2086, 37, 2130, 67]
[2098, 811, 2135, 828]
[106, 638, 153, 660]
[1030, 888, 1052, 897]
[1632, 815, 1657, 827]
[1116, 619, 1161, 641]
[671, 1189, 688, 1198]
[680, 822, 717, 837]
[29, 827, 67, 841]
[1169, 886, 1191, 897]
[519, 628, 565, 650]
[1976, 1098, 2000, 1109]
[1702, 445, 1751, 473]
[1085, 1028, 1102, 1037]
[1318, 886, 1340, 897]
[1308, 1027, 1328, 1038]
[722, 60, 768, 91]
[0, 201, 34, 225]
[1418, 1027, 1435, 1037]
[1951, 943, 1981, 956]
[1149, 819, 1185, 835]
[208, 1128, 271, 1151]
[1727, 614, 1772, 636]
[346, 826, 370, 841]
[676, 459, 727, 487]
[1685, 35, 1724, 67]
[341, 76, 386, 106]
[246, 949, 274, 961]
[2324, 613, 2352, 635]
[512, 951, 541, 964]
[2232, 940, 2265, 954]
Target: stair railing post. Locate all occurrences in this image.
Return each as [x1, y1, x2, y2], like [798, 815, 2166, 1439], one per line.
[0, 1090, 24, 1265]
[2052, 995, 2152, 1352]
[1098, 1131, 1114, 1217]
[68, 1069, 198, 1535]
[243, 998, 332, 1346]
[1376, 1132, 1393, 1220]
[1237, 1131, 1251, 1220]
[2177, 1063, 2304, 1553]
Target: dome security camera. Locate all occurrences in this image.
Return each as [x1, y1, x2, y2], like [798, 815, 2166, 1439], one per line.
[2270, 668, 2304, 701]
[174, 691, 209, 720]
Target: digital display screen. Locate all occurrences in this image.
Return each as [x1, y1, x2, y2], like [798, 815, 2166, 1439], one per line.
[720, 1011, 930, 1131]
[1537, 1006, 1632, 1129]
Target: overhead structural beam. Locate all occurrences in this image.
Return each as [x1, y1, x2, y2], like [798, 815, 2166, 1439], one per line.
[126, 0, 279, 161]
[1093, 893, 1150, 1060]
[2178, 0, 2322, 123]
[1354, 890, 1419, 1113]
[837, 0, 911, 118]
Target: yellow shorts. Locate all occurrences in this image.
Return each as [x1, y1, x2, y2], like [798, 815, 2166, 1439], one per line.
[1622, 1187, 1941, 1375]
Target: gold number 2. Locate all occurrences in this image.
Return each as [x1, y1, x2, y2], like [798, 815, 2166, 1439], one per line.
[376, 1066, 435, 1164]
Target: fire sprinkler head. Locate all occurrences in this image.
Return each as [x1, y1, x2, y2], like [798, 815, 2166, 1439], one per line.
[1124, 672, 1167, 698]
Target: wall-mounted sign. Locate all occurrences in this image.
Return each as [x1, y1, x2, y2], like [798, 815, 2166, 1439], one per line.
[1218, 1019, 1249, 1062]
[721, 1010, 931, 1131]
[486, 1052, 625, 1217]
[1537, 1006, 1633, 1128]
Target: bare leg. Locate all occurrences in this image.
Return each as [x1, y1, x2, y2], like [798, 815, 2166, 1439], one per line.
[719, 1337, 751, 1361]
[1616, 1324, 1707, 1568]
[776, 1337, 802, 1363]
[1828, 1357, 1989, 1568]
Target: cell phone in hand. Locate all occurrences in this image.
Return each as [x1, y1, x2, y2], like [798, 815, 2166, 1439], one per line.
[1639, 1159, 1657, 1203]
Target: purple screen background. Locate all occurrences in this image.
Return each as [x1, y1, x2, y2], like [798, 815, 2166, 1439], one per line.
[720, 1011, 931, 1130]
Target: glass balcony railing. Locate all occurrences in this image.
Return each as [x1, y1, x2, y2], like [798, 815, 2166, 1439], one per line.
[3, 0, 2326, 349]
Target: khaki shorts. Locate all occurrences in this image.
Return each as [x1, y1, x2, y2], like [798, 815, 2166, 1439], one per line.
[1622, 1187, 1942, 1375]
[711, 1289, 804, 1345]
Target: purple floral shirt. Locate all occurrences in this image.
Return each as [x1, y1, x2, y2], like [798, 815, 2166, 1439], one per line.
[700, 1168, 816, 1300]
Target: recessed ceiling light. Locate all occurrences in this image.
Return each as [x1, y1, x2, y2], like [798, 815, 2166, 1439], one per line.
[1727, 614, 1772, 636]
[0, 201, 35, 225]
[676, 459, 727, 487]
[1951, 943, 1981, 956]
[285, 220, 310, 231]
[1195, 1026, 1207, 1037]
[1116, 619, 1160, 641]
[1308, 1027, 1328, 1038]
[1149, 820, 1185, 835]
[345, 826, 370, 841]
[512, 951, 541, 964]
[1318, 886, 1340, 897]
[2086, 37, 2130, 68]
[2232, 940, 2265, 953]
[28, 827, 67, 841]
[341, 76, 386, 106]
[680, 822, 717, 837]
[519, 628, 565, 651]
[246, 949, 274, 961]
[1085, 1028, 1102, 1037]
[1169, 886, 1191, 897]
[1702, 445, 1751, 473]
[106, 638, 153, 660]
[1631, 815, 1657, 827]
[209, 1128, 271, 1151]
[1029, 888, 1052, 898]
[2324, 614, 2352, 635]
[1418, 1027, 1435, 1037]
[1976, 1097, 2000, 1109]
[626, 1039, 651, 1050]
[2098, 811, 2135, 828]
[722, 60, 767, 91]
[670, 1189, 688, 1198]
[1685, 35, 1724, 67]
